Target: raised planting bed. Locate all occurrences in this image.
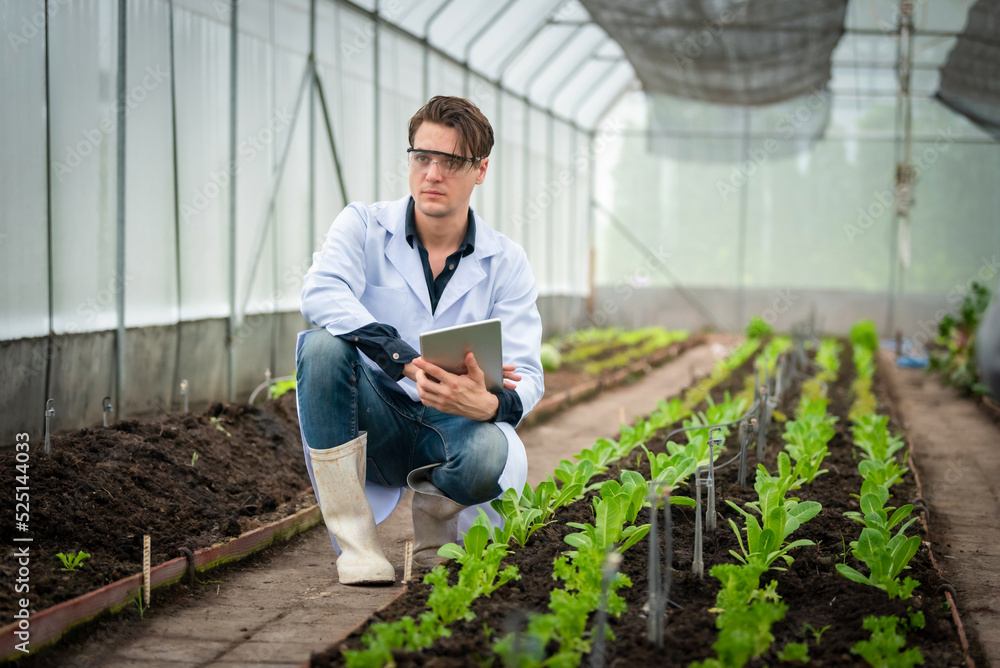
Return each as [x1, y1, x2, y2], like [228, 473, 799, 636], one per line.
[0, 392, 315, 659]
[310, 334, 981, 667]
[529, 328, 704, 425]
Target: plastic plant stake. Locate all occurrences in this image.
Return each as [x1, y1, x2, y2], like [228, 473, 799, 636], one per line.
[647, 482, 660, 643]
[590, 551, 622, 668]
[706, 427, 723, 532]
[265, 368, 272, 395]
[180, 379, 189, 412]
[753, 361, 760, 404]
[693, 469, 704, 579]
[648, 483, 678, 648]
[102, 396, 113, 427]
[736, 418, 752, 488]
[662, 487, 672, 612]
[44, 398, 54, 454]
[774, 354, 785, 403]
[654, 487, 674, 649]
[738, 417, 755, 488]
[503, 609, 533, 666]
[757, 385, 769, 462]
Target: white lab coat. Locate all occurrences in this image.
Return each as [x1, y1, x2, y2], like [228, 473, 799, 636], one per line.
[297, 195, 544, 547]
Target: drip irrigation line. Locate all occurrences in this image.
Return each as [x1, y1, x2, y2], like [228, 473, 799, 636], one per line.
[248, 375, 295, 405]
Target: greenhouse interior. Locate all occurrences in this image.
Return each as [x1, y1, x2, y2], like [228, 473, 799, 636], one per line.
[1, 0, 999, 666]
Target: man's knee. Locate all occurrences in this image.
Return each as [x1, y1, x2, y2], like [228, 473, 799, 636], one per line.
[298, 330, 357, 371]
[448, 425, 508, 505]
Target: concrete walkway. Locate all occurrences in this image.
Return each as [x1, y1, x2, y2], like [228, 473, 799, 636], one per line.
[40, 341, 730, 668]
[886, 360, 1000, 667]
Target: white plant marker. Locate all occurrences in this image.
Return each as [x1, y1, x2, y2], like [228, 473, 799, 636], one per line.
[143, 535, 151, 606]
[403, 540, 413, 583]
[102, 396, 113, 427]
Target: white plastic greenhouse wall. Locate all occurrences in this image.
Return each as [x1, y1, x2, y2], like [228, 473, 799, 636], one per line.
[1, 0, 998, 444]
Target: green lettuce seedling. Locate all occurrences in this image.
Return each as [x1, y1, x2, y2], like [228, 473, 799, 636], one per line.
[836, 515, 921, 600]
[853, 414, 905, 461]
[727, 455, 821, 570]
[850, 615, 924, 668]
[745, 316, 774, 339]
[640, 445, 697, 506]
[268, 379, 297, 399]
[691, 564, 787, 668]
[574, 438, 618, 471]
[649, 397, 686, 431]
[438, 513, 519, 598]
[564, 484, 649, 556]
[56, 551, 91, 571]
[777, 642, 810, 663]
[850, 320, 879, 352]
[554, 458, 599, 493]
[782, 414, 836, 485]
[490, 487, 547, 547]
[345, 514, 519, 668]
[858, 459, 907, 487]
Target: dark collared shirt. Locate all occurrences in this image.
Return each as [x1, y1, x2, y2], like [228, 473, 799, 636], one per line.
[337, 198, 523, 424]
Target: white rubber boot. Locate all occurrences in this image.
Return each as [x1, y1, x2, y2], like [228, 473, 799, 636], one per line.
[411, 490, 468, 569]
[309, 434, 395, 585]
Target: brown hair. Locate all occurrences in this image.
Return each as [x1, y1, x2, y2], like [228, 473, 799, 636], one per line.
[408, 96, 494, 161]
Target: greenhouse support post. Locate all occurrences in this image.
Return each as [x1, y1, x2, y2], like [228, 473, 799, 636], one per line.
[569, 129, 578, 327]
[495, 1, 569, 86]
[268, 0, 279, 378]
[309, 0, 316, 260]
[115, 0, 127, 417]
[421, 0, 456, 100]
[735, 107, 750, 330]
[523, 25, 586, 99]
[372, 2, 380, 200]
[169, 0, 184, 412]
[545, 39, 610, 111]
[43, 1, 54, 428]
[522, 100, 531, 258]
[494, 97, 503, 233]
[313, 70, 349, 209]
[239, 64, 314, 319]
[887, 0, 916, 336]
[239, 58, 349, 325]
[226, 0, 239, 402]
[546, 112, 554, 295]
[587, 130, 596, 317]
[460, 0, 519, 97]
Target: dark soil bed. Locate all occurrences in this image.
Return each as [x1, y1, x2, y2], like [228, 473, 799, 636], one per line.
[311, 343, 979, 667]
[0, 392, 309, 616]
[0, 334, 694, 623]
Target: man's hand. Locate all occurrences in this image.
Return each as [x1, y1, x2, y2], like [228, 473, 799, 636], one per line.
[408, 353, 521, 421]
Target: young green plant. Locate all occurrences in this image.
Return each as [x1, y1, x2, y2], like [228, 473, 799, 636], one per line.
[56, 551, 91, 572]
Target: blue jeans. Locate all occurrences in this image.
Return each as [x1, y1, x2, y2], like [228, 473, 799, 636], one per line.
[296, 329, 508, 506]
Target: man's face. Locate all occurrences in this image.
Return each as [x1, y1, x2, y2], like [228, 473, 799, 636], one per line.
[408, 121, 488, 223]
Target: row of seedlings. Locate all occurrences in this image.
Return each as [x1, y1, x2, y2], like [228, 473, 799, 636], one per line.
[340, 338, 763, 666]
[692, 335, 843, 666]
[836, 325, 927, 667]
[490, 339, 790, 666]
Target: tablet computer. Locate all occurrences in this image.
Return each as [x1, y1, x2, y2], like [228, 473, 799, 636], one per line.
[419, 318, 503, 392]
